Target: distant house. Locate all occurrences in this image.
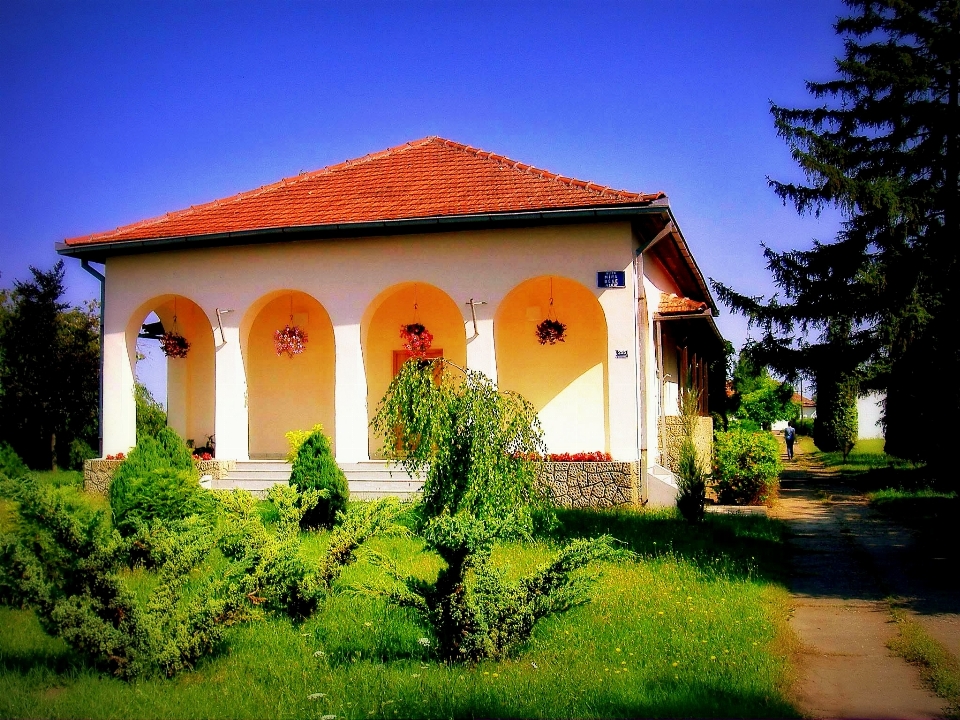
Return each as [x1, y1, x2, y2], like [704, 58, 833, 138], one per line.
[57, 137, 725, 501]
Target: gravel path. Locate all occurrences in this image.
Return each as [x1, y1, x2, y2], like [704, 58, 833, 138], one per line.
[770, 447, 957, 719]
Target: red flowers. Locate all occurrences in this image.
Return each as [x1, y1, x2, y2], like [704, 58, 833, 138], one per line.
[105, 452, 126, 461]
[400, 323, 433, 357]
[275, 325, 308, 357]
[160, 332, 190, 358]
[512, 451, 613, 462]
[192, 452, 213, 461]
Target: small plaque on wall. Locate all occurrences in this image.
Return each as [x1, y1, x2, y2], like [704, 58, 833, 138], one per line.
[598, 271, 626, 288]
[615, 350, 629, 359]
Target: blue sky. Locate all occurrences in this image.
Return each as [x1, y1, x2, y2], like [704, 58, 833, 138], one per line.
[1, 0, 847, 357]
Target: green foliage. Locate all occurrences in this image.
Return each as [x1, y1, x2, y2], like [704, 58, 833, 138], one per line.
[284, 423, 324, 463]
[676, 388, 707, 523]
[730, 354, 797, 430]
[109, 428, 204, 536]
[0, 442, 29, 480]
[0, 476, 242, 678]
[713, 428, 783, 506]
[712, 1, 959, 481]
[135, 382, 167, 441]
[0, 262, 99, 469]
[369, 359, 617, 662]
[68, 437, 97, 470]
[794, 417, 814, 436]
[813, 373, 858, 458]
[289, 428, 348, 528]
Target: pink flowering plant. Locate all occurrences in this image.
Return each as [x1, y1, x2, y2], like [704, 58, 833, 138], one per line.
[400, 323, 433, 357]
[275, 325, 308, 357]
[160, 331, 190, 359]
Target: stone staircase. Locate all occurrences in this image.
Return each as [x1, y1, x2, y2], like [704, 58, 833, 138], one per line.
[212, 460, 424, 500]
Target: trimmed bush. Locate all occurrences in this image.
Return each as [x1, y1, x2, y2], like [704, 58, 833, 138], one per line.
[289, 428, 348, 528]
[713, 428, 783, 505]
[68, 438, 97, 470]
[109, 427, 206, 535]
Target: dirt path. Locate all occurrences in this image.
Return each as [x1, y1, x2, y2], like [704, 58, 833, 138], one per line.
[770, 447, 958, 719]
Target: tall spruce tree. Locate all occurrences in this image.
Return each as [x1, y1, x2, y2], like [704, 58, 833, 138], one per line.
[713, 0, 959, 477]
[0, 262, 100, 469]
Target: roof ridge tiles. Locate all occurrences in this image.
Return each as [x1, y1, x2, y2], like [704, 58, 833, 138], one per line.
[64, 136, 666, 246]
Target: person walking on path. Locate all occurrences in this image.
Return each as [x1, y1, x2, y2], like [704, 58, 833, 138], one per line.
[783, 421, 796, 461]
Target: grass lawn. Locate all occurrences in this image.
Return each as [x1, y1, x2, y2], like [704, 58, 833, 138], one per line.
[0, 471, 799, 719]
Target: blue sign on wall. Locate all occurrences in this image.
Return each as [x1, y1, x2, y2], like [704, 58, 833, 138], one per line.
[598, 271, 626, 288]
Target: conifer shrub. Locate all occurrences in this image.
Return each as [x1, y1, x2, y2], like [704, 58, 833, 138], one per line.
[713, 428, 783, 505]
[675, 387, 707, 523]
[109, 427, 208, 536]
[0, 476, 242, 678]
[289, 428, 348, 529]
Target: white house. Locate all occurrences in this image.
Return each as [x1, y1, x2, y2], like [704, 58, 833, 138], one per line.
[58, 137, 724, 501]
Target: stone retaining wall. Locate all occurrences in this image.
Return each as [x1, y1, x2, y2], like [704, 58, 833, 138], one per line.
[658, 416, 713, 474]
[82, 458, 236, 495]
[537, 461, 640, 508]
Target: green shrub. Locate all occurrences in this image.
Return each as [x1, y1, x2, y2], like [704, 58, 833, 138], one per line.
[813, 373, 858, 457]
[68, 438, 97, 470]
[289, 428, 348, 529]
[795, 417, 814, 436]
[0, 442, 29, 479]
[109, 428, 205, 536]
[713, 428, 783, 505]
[284, 423, 324, 463]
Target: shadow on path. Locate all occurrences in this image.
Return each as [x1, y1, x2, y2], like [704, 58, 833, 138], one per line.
[772, 447, 957, 719]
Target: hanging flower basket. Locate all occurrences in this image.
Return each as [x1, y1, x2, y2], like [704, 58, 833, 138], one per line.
[160, 331, 190, 358]
[275, 325, 308, 358]
[400, 323, 434, 357]
[535, 318, 567, 345]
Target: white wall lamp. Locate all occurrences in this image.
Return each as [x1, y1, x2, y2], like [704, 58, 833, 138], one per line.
[465, 298, 487, 337]
[215, 308, 234, 345]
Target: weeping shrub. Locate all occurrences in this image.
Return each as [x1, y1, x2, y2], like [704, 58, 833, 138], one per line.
[109, 427, 207, 535]
[289, 427, 348, 529]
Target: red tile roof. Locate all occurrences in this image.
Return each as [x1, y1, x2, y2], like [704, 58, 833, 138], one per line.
[64, 137, 666, 247]
[793, 393, 816, 408]
[657, 294, 710, 315]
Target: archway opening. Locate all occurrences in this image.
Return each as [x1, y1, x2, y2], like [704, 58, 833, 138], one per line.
[244, 291, 335, 459]
[362, 282, 466, 458]
[126, 295, 215, 451]
[495, 276, 609, 454]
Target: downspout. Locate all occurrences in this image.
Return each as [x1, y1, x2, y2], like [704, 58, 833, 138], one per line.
[81, 260, 105, 456]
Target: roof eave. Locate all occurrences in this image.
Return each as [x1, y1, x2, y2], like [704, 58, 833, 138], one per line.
[56, 204, 668, 261]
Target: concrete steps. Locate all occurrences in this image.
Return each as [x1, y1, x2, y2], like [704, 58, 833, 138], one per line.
[645, 462, 678, 507]
[213, 460, 424, 500]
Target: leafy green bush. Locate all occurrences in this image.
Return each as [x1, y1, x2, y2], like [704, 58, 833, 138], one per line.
[0, 442, 29, 479]
[713, 428, 783, 505]
[284, 423, 324, 463]
[68, 437, 97, 469]
[109, 427, 206, 535]
[794, 417, 814, 436]
[135, 381, 167, 441]
[289, 428, 348, 529]
[814, 374, 858, 458]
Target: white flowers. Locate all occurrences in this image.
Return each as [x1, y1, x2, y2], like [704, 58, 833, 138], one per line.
[307, 693, 326, 700]
[417, 637, 431, 648]
[314, 650, 325, 658]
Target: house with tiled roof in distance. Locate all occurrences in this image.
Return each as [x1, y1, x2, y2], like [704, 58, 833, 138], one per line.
[58, 137, 725, 505]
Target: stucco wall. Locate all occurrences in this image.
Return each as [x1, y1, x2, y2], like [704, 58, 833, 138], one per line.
[496, 276, 608, 453]
[100, 222, 642, 461]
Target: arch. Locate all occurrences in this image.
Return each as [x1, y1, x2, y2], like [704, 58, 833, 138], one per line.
[125, 294, 216, 449]
[241, 290, 335, 458]
[494, 276, 609, 454]
[361, 282, 467, 458]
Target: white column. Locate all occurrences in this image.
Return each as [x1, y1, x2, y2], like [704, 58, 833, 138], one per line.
[334, 323, 369, 462]
[214, 325, 249, 461]
[600, 276, 641, 462]
[465, 312, 498, 383]
[102, 324, 136, 456]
